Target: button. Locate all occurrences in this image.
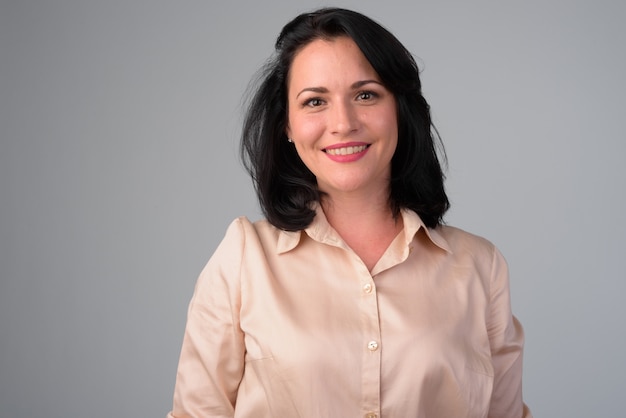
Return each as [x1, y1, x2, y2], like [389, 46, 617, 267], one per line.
[363, 283, 373, 294]
[367, 341, 379, 351]
[365, 413, 377, 418]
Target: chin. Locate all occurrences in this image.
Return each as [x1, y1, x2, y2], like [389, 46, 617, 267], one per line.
[322, 179, 376, 195]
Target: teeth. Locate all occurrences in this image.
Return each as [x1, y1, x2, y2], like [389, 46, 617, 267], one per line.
[325, 145, 367, 156]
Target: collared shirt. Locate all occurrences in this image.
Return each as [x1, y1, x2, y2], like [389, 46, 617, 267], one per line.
[168, 207, 532, 418]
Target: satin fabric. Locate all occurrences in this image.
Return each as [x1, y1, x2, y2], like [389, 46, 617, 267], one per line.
[168, 207, 532, 418]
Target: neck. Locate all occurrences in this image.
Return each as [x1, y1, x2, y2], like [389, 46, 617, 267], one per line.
[321, 191, 394, 228]
[320, 188, 402, 271]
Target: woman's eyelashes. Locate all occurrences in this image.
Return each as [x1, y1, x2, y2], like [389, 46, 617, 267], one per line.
[303, 97, 325, 108]
[300, 90, 380, 108]
[356, 90, 379, 102]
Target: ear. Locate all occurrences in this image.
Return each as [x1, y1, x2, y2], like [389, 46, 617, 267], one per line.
[285, 124, 292, 139]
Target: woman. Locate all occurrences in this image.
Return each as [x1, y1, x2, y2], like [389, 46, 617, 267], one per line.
[168, 7, 532, 418]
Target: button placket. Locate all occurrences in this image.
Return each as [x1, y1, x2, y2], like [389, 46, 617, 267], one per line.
[360, 273, 381, 415]
[363, 282, 373, 294]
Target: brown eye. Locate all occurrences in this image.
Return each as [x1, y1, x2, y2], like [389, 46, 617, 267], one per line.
[305, 98, 324, 107]
[356, 91, 377, 101]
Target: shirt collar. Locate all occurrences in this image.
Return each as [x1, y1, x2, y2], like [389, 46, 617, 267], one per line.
[276, 203, 452, 255]
[400, 208, 452, 254]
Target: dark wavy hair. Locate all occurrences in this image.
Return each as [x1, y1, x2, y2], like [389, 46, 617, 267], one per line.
[241, 7, 449, 231]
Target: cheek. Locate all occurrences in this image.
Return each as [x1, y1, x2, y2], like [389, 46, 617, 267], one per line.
[289, 114, 325, 145]
[369, 111, 397, 143]
[381, 108, 399, 142]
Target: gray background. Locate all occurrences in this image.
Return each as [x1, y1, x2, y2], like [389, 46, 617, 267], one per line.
[1, 0, 625, 417]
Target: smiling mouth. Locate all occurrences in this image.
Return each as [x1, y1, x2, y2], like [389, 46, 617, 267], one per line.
[324, 145, 369, 156]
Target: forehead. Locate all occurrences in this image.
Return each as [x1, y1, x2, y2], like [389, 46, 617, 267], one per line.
[287, 36, 379, 88]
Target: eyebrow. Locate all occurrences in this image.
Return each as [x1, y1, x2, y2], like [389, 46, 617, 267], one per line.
[295, 79, 383, 98]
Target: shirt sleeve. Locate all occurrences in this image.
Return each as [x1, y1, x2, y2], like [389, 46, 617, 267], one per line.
[168, 219, 246, 418]
[486, 246, 533, 418]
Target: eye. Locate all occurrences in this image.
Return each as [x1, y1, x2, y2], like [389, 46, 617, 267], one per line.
[356, 91, 378, 101]
[303, 98, 325, 107]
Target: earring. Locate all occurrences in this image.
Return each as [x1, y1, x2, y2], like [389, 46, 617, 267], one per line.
[287, 138, 293, 143]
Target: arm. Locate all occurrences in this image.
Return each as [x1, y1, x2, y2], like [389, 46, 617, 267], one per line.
[168, 219, 246, 418]
[487, 247, 533, 418]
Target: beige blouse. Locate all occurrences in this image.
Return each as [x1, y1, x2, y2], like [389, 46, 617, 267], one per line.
[168, 206, 532, 418]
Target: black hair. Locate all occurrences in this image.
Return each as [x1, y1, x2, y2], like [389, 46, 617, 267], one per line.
[241, 7, 449, 231]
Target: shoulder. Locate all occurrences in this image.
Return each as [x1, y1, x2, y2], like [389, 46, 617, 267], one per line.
[220, 216, 298, 253]
[436, 225, 496, 253]
[198, 217, 283, 282]
[225, 216, 287, 238]
[431, 225, 511, 298]
[433, 224, 505, 270]
[220, 216, 271, 239]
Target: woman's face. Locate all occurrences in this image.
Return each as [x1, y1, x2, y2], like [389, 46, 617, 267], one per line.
[286, 36, 398, 198]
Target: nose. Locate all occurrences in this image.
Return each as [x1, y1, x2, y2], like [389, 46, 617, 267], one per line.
[329, 100, 359, 136]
